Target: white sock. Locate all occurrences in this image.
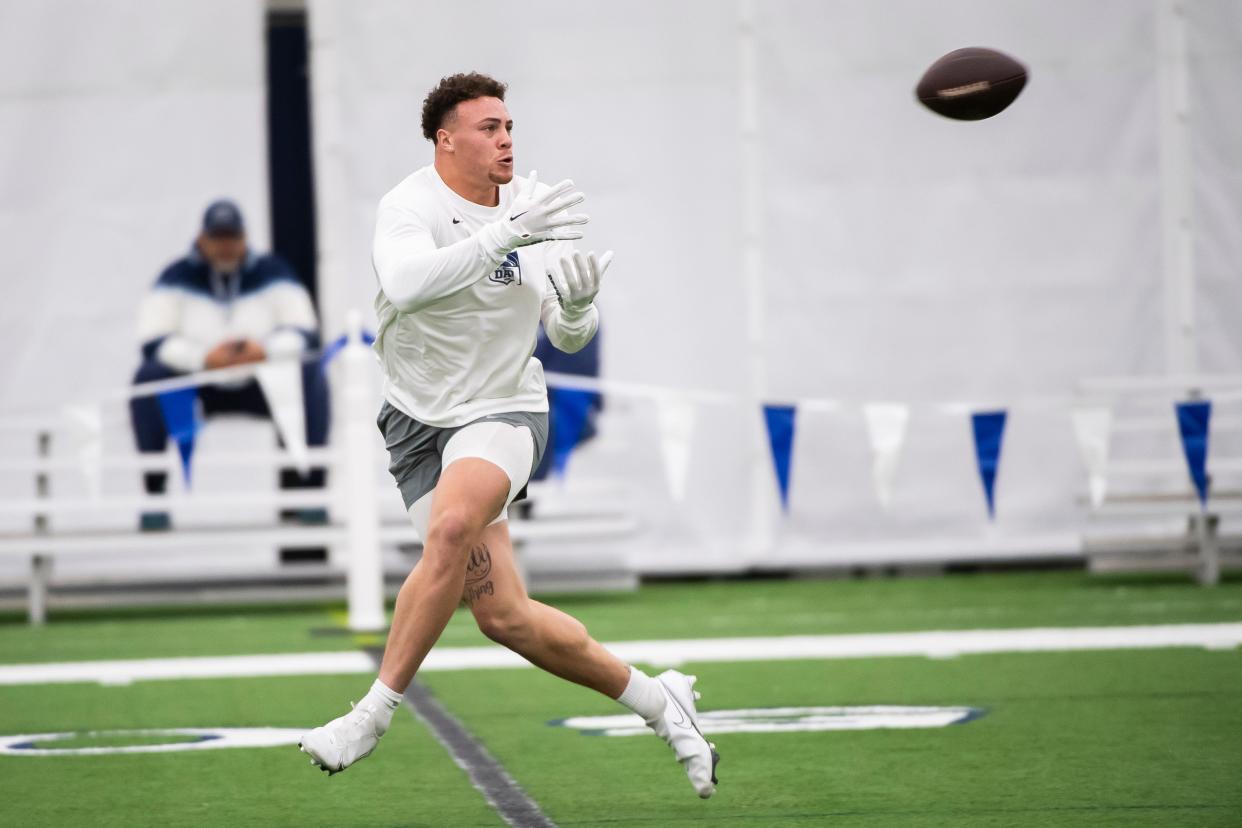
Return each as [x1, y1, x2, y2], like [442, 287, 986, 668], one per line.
[616, 667, 667, 721]
[361, 678, 403, 733]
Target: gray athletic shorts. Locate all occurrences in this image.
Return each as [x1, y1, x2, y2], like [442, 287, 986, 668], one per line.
[377, 401, 549, 510]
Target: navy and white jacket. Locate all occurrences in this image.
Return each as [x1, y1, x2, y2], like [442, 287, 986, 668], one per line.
[138, 245, 319, 373]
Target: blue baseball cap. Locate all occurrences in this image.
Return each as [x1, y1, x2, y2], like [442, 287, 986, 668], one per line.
[202, 199, 245, 237]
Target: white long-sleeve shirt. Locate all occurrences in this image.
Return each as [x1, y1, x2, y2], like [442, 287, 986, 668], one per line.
[372, 165, 599, 427]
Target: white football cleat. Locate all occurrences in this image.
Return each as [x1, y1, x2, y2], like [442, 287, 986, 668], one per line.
[649, 670, 720, 798]
[299, 699, 387, 775]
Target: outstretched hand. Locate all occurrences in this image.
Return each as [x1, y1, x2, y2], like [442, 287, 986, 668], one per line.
[548, 249, 614, 317]
[504, 171, 590, 246]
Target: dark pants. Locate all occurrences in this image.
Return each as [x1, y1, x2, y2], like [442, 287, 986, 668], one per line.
[130, 357, 330, 495]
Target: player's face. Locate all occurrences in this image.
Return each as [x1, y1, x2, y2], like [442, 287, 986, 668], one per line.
[446, 96, 514, 186]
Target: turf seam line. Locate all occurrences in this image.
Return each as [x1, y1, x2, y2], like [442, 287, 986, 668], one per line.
[405, 682, 557, 828]
[367, 650, 556, 828]
[400, 679, 558, 828]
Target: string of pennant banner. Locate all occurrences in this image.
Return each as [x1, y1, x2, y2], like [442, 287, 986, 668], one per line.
[18, 329, 1223, 518]
[540, 378, 1218, 518]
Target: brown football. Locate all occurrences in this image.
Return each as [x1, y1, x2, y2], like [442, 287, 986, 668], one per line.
[916, 47, 1028, 121]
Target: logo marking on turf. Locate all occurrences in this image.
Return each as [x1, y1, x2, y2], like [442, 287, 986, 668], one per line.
[551, 705, 985, 736]
[0, 727, 308, 756]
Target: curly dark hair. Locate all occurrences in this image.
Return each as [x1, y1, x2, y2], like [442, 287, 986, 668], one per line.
[421, 72, 508, 143]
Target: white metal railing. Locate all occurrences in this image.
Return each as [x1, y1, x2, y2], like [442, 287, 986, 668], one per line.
[1076, 372, 1242, 585]
[0, 447, 342, 474]
[0, 310, 639, 627]
[0, 311, 388, 629]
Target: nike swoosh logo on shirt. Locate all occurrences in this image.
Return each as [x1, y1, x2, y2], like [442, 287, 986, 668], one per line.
[452, 218, 461, 224]
[509, 210, 528, 222]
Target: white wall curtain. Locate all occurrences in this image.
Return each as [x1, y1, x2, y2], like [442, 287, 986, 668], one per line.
[0, 0, 270, 414]
[308, 0, 1241, 570]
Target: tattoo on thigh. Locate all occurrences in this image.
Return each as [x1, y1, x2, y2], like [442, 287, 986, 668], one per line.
[465, 543, 493, 584]
[464, 580, 495, 605]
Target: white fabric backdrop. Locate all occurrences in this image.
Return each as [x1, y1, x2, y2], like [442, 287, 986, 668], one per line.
[759, 0, 1164, 556]
[1192, 0, 1242, 373]
[0, 0, 270, 415]
[311, 1, 1241, 569]
[308, 0, 758, 568]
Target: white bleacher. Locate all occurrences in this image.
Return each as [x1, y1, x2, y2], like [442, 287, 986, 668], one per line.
[0, 329, 637, 626]
[1077, 374, 1242, 585]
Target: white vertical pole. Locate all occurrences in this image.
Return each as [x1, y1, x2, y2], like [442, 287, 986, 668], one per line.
[29, 555, 50, 626]
[31, 430, 51, 625]
[1156, 0, 1196, 375]
[1194, 512, 1220, 587]
[342, 309, 386, 631]
[305, 0, 353, 348]
[739, 0, 775, 562]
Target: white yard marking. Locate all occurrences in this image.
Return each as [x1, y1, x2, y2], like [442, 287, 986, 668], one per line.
[0, 650, 379, 686]
[1, 623, 1238, 686]
[554, 705, 984, 736]
[0, 727, 306, 756]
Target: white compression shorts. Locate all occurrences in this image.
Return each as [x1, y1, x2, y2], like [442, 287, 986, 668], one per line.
[405, 420, 535, 539]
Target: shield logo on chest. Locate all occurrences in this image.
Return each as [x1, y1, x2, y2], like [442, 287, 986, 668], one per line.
[490, 251, 522, 286]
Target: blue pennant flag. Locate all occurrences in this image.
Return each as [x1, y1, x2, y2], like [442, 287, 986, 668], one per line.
[763, 404, 797, 511]
[550, 389, 597, 477]
[319, 330, 376, 372]
[971, 410, 1008, 519]
[1175, 400, 1211, 509]
[156, 387, 201, 485]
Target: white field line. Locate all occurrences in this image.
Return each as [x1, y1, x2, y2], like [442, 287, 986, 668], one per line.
[1, 623, 1240, 686]
[554, 706, 982, 736]
[0, 728, 306, 756]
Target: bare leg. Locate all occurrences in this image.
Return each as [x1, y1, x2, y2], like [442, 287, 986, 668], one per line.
[377, 458, 510, 692]
[464, 520, 630, 699]
[304, 459, 716, 797]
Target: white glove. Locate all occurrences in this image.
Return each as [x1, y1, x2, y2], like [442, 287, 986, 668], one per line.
[549, 249, 614, 319]
[480, 171, 589, 253]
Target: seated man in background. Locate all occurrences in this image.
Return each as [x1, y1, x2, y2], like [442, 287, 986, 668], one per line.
[129, 199, 329, 532]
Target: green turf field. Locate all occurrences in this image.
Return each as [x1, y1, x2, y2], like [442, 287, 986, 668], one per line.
[0, 675, 504, 827]
[1, 571, 1240, 826]
[5, 570, 1242, 663]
